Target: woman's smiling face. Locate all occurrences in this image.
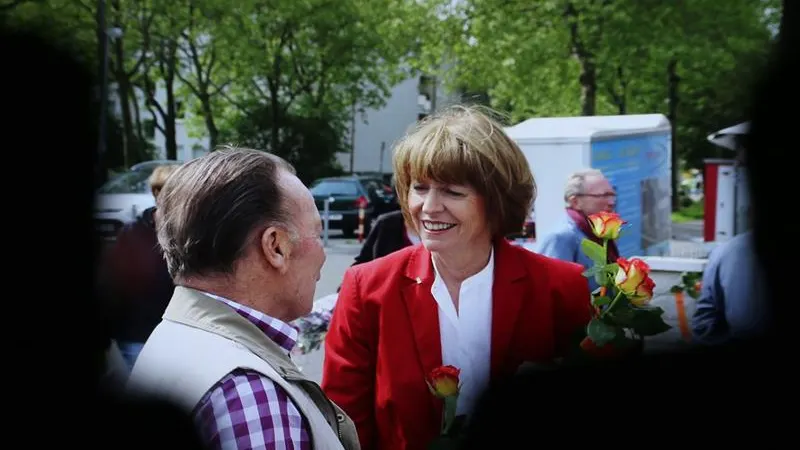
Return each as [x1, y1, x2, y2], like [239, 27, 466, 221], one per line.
[407, 179, 491, 253]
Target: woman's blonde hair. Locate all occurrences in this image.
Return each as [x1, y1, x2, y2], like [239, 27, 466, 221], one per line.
[392, 105, 536, 236]
[149, 164, 180, 198]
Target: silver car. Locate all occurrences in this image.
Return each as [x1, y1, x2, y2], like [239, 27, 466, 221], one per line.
[94, 160, 182, 239]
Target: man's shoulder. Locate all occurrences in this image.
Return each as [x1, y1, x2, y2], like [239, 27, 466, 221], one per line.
[375, 209, 404, 224]
[537, 222, 580, 245]
[372, 209, 405, 232]
[550, 221, 580, 238]
[199, 368, 292, 407]
[708, 231, 754, 264]
[194, 368, 307, 445]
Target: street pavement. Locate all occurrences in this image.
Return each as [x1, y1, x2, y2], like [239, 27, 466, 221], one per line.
[314, 235, 363, 301]
[292, 234, 361, 382]
[672, 220, 704, 242]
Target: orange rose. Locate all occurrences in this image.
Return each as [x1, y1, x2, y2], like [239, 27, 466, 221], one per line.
[587, 212, 626, 240]
[614, 257, 656, 306]
[427, 365, 460, 398]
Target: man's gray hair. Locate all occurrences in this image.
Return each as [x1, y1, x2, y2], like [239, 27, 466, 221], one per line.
[156, 146, 296, 280]
[564, 168, 605, 204]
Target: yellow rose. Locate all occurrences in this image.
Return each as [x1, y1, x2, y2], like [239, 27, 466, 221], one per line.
[614, 257, 656, 306]
[588, 212, 626, 240]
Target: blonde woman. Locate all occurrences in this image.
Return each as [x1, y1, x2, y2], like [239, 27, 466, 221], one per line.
[322, 106, 591, 450]
[101, 164, 180, 370]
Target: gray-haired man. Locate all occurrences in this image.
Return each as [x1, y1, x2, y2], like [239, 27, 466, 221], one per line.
[127, 147, 360, 450]
[535, 169, 618, 292]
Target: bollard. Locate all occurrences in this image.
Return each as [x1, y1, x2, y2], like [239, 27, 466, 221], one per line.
[674, 291, 692, 342]
[323, 196, 335, 247]
[356, 196, 367, 243]
[357, 206, 365, 243]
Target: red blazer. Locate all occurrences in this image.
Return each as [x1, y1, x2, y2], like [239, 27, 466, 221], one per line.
[321, 238, 591, 450]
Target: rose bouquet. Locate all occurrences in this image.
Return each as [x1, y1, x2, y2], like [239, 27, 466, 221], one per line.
[292, 309, 333, 355]
[578, 212, 671, 358]
[426, 365, 467, 450]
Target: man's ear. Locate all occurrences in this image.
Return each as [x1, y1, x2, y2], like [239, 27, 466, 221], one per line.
[567, 195, 579, 209]
[260, 226, 292, 274]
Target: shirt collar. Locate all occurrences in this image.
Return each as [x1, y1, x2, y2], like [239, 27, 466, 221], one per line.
[201, 291, 299, 353]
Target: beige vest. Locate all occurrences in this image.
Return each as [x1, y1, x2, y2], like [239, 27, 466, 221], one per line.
[126, 287, 360, 450]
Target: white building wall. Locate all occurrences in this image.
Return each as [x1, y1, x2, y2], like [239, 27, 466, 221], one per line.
[338, 76, 422, 174]
[338, 74, 458, 175]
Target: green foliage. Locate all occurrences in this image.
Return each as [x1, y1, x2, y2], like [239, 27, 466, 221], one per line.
[670, 271, 704, 300]
[217, 105, 346, 185]
[416, 0, 779, 165]
[6, 0, 438, 176]
[5, 0, 782, 177]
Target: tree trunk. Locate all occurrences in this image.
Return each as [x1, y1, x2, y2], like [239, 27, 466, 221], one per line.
[110, 0, 135, 167]
[129, 83, 146, 154]
[200, 94, 219, 149]
[565, 3, 596, 116]
[163, 40, 179, 160]
[578, 60, 597, 116]
[667, 58, 681, 212]
[165, 81, 178, 160]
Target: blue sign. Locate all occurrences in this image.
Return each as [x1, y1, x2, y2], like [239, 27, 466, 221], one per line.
[591, 133, 671, 257]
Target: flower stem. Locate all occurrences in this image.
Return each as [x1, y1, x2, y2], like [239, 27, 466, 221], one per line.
[601, 291, 624, 318]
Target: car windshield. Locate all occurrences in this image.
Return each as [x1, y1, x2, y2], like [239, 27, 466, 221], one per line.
[98, 170, 153, 194]
[310, 180, 360, 197]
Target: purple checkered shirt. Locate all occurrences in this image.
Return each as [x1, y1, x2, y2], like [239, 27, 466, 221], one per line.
[194, 294, 311, 450]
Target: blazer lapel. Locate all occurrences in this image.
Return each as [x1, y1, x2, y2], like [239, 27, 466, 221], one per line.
[400, 245, 443, 416]
[490, 239, 529, 379]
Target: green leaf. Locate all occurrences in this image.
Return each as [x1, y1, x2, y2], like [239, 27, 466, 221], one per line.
[628, 306, 672, 336]
[603, 263, 620, 275]
[592, 295, 612, 307]
[670, 285, 683, 294]
[595, 270, 609, 286]
[580, 239, 607, 265]
[605, 303, 636, 327]
[582, 265, 602, 277]
[586, 318, 619, 346]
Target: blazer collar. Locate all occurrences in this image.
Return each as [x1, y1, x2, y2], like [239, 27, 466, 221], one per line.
[402, 238, 526, 283]
[400, 238, 530, 386]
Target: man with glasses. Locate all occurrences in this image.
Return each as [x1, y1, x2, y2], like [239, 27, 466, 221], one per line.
[536, 169, 618, 292]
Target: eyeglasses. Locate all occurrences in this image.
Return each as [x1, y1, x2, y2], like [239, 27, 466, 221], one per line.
[577, 193, 617, 199]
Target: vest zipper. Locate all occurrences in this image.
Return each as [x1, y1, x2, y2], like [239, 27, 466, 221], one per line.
[332, 402, 343, 440]
[288, 376, 344, 443]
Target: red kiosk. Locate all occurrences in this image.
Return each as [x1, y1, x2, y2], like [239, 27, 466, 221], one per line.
[703, 122, 750, 243]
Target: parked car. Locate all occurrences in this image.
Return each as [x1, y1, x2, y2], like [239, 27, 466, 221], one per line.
[130, 159, 182, 172]
[94, 160, 182, 239]
[310, 176, 396, 237]
[506, 209, 536, 241]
